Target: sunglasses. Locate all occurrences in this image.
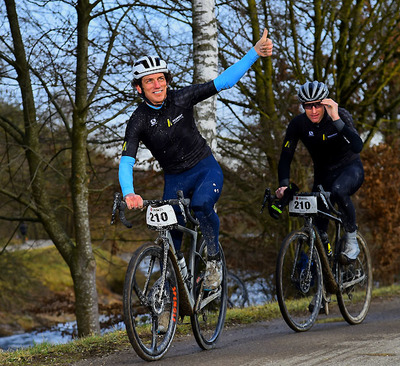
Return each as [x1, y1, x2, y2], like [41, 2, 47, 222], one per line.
[303, 101, 324, 110]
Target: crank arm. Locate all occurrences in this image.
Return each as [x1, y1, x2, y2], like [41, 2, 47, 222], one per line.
[196, 288, 222, 312]
[194, 281, 205, 311]
[341, 273, 366, 290]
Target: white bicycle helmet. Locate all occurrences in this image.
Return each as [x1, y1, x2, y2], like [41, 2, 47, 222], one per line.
[298, 81, 329, 103]
[132, 56, 169, 81]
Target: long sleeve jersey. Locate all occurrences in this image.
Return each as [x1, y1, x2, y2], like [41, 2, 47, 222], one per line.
[119, 48, 260, 196]
[278, 107, 363, 187]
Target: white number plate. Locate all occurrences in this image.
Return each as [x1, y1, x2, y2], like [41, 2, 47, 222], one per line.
[289, 195, 318, 214]
[146, 204, 177, 228]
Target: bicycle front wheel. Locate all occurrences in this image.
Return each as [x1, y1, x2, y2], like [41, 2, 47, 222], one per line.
[276, 230, 323, 332]
[337, 232, 372, 325]
[191, 239, 227, 350]
[123, 243, 178, 361]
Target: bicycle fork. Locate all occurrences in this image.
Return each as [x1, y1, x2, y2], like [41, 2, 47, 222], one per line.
[141, 236, 174, 318]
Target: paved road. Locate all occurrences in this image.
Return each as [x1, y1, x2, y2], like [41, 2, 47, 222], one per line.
[73, 296, 400, 366]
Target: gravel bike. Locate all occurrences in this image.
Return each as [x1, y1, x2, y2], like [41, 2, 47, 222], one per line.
[111, 191, 227, 361]
[261, 184, 372, 332]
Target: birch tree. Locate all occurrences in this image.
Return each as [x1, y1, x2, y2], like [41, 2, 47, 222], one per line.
[192, 0, 218, 152]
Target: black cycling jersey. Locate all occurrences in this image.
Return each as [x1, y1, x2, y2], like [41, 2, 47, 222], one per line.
[278, 107, 363, 187]
[122, 81, 217, 174]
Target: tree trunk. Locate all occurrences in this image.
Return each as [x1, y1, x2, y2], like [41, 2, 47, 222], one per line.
[192, 0, 218, 152]
[70, 0, 100, 336]
[4, 0, 100, 337]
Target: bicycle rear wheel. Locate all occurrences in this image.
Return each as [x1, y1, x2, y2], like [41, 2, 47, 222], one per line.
[337, 232, 372, 325]
[276, 230, 323, 332]
[191, 239, 227, 349]
[227, 271, 249, 308]
[123, 242, 178, 361]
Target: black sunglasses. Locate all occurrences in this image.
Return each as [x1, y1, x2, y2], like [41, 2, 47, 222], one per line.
[303, 101, 324, 110]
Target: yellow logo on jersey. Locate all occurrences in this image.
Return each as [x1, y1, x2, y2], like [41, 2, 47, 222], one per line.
[167, 119, 172, 127]
[323, 134, 326, 141]
[122, 141, 127, 151]
[284, 141, 290, 148]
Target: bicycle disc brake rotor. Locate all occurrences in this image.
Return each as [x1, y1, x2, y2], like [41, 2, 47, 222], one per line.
[299, 269, 312, 293]
[148, 281, 168, 315]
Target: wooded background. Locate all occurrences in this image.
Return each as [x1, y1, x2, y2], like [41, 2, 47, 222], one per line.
[1, 0, 400, 337]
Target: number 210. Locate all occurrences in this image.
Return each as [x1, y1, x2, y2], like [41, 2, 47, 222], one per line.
[149, 212, 169, 222]
[293, 200, 311, 210]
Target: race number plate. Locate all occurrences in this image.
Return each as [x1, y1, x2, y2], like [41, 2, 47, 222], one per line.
[146, 204, 177, 229]
[289, 195, 318, 214]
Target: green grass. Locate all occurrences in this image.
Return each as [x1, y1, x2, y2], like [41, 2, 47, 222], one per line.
[0, 245, 126, 345]
[1, 284, 399, 366]
[0, 331, 131, 366]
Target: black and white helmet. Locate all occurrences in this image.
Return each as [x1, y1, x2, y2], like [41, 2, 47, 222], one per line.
[298, 81, 329, 103]
[132, 56, 169, 81]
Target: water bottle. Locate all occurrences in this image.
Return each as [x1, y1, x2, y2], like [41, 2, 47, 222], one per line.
[177, 251, 188, 280]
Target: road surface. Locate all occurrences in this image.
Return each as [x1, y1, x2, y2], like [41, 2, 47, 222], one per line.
[73, 296, 400, 366]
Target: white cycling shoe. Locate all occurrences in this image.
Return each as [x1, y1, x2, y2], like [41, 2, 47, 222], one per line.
[203, 260, 223, 290]
[340, 231, 360, 264]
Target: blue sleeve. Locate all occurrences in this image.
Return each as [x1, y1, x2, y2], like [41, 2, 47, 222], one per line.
[119, 155, 136, 197]
[213, 47, 259, 92]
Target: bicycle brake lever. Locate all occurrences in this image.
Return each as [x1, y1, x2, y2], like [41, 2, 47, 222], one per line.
[111, 192, 122, 225]
[119, 200, 133, 228]
[260, 188, 271, 214]
[111, 192, 133, 228]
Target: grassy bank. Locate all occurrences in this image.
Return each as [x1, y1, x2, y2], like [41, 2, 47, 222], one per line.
[0, 245, 126, 336]
[1, 284, 400, 366]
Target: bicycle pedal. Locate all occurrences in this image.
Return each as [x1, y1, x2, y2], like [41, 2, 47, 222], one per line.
[203, 285, 221, 293]
[339, 253, 356, 265]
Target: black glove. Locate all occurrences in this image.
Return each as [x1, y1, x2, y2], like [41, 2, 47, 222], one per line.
[268, 183, 299, 220]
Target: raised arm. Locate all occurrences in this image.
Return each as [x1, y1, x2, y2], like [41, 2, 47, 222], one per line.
[213, 28, 273, 92]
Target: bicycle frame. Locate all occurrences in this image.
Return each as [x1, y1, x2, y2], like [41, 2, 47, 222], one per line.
[271, 185, 372, 332]
[111, 191, 221, 316]
[157, 224, 223, 316]
[157, 225, 199, 316]
[262, 185, 353, 294]
[289, 186, 368, 295]
[299, 213, 339, 294]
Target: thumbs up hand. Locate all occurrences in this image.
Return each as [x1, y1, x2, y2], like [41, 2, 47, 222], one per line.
[255, 28, 273, 57]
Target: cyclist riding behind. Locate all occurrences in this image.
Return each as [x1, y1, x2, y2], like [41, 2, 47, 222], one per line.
[119, 29, 273, 290]
[275, 81, 364, 263]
